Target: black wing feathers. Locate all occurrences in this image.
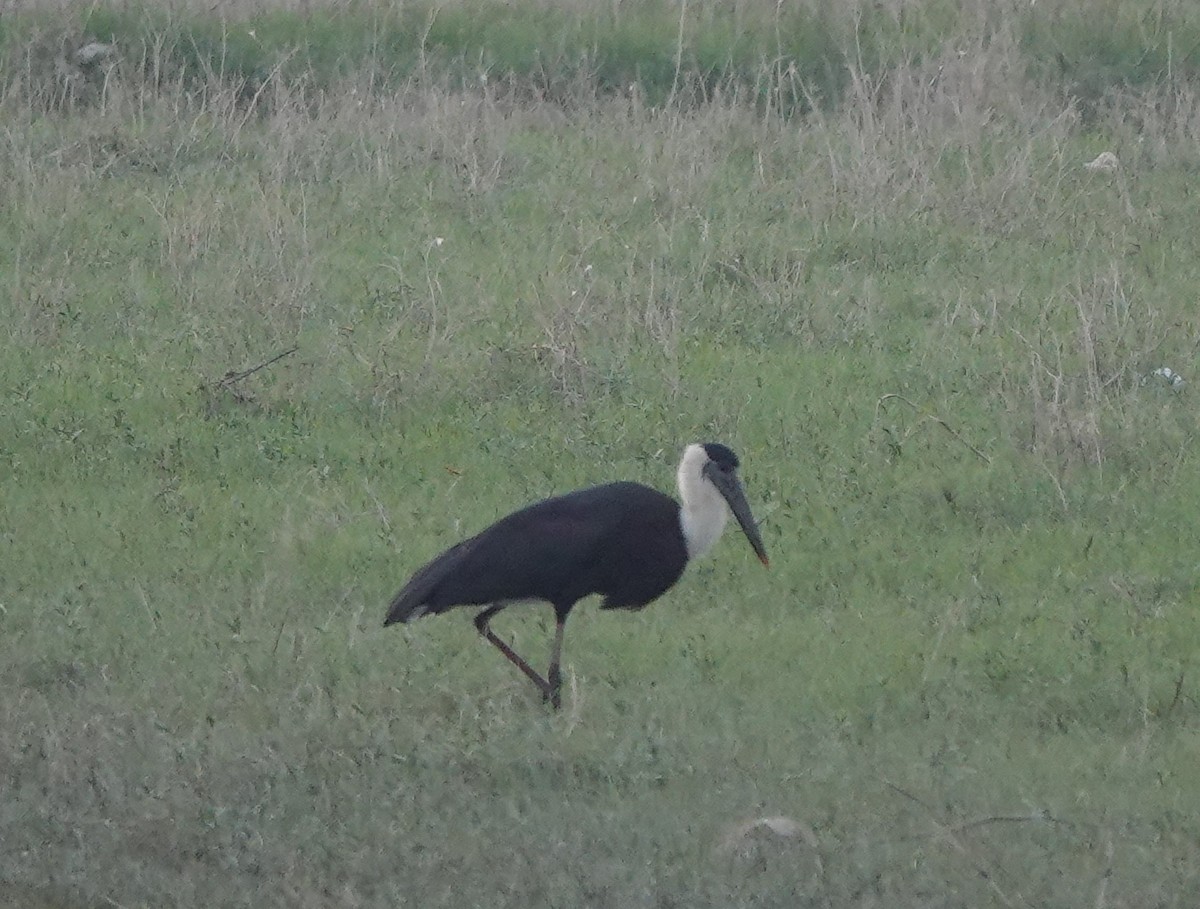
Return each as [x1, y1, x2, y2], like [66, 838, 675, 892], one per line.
[383, 481, 685, 625]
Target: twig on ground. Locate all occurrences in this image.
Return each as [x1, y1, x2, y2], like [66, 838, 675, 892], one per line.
[272, 602, 294, 656]
[881, 779, 1025, 909]
[875, 393, 992, 464]
[204, 346, 299, 413]
[216, 346, 299, 391]
[1161, 671, 1185, 717]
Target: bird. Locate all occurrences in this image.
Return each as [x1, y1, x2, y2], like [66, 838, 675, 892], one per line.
[383, 442, 769, 708]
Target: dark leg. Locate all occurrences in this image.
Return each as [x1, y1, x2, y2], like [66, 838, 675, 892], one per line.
[547, 614, 567, 709]
[473, 605, 553, 701]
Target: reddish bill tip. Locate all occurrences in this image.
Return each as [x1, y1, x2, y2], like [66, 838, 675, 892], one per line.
[759, 554, 770, 568]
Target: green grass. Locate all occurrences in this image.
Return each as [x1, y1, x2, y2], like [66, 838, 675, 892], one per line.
[3, 1, 1200, 906]
[6, 0, 1200, 113]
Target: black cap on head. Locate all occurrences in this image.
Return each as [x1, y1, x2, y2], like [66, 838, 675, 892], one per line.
[701, 442, 739, 470]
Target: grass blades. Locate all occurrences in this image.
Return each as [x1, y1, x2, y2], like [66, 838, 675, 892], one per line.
[3, 1, 1200, 906]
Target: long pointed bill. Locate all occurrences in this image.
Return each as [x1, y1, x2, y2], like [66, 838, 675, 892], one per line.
[707, 468, 770, 567]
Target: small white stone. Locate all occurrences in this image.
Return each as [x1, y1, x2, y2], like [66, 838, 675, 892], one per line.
[1084, 151, 1120, 172]
[75, 42, 116, 66]
[1152, 366, 1185, 388]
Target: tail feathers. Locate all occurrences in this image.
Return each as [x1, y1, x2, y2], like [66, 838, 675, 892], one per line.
[383, 563, 438, 626]
[382, 540, 469, 627]
[382, 598, 426, 626]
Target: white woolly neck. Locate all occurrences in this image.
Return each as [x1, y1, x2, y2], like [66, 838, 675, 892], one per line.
[677, 443, 728, 560]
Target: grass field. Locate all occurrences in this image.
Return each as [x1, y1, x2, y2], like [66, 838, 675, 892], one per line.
[3, 1, 1200, 906]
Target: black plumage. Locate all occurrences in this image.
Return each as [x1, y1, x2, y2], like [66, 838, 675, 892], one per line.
[384, 443, 767, 708]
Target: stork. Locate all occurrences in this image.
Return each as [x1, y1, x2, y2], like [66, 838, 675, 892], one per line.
[383, 442, 768, 708]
